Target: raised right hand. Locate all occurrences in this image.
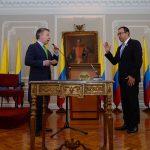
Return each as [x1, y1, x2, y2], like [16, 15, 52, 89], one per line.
[103, 42, 111, 54]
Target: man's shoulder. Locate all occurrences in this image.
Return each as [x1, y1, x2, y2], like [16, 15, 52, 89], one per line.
[129, 39, 140, 44]
[28, 42, 39, 49]
[128, 39, 142, 50]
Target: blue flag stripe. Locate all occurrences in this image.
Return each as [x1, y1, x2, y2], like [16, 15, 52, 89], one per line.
[144, 66, 150, 90]
[58, 68, 66, 80]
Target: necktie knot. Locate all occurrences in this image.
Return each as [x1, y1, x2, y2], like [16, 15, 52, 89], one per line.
[43, 45, 47, 50]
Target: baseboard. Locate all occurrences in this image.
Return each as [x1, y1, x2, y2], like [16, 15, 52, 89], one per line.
[1, 100, 146, 109]
[1, 101, 66, 110]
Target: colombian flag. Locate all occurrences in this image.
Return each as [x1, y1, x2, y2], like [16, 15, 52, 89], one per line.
[0, 39, 9, 74]
[58, 37, 66, 80]
[98, 38, 105, 109]
[112, 38, 121, 107]
[57, 37, 66, 108]
[15, 39, 22, 105]
[99, 38, 105, 80]
[15, 39, 21, 83]
[143, 37, 150, 107]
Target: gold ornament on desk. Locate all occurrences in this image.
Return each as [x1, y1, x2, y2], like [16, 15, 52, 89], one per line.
[74, 24, 85, 31]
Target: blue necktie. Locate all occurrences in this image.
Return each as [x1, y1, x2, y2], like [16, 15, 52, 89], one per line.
[120, 43, 125, 58]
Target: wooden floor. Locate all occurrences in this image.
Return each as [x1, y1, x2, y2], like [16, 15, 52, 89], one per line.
[0, 109, 150, 150]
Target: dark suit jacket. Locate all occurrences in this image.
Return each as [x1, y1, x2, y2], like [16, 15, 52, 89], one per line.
[105, 38, 142, 83]
[25, 42, 58, 81]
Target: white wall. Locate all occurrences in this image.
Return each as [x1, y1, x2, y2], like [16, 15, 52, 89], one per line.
[0, 0, 150, 108]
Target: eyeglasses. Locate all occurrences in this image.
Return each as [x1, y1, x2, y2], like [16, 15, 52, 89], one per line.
[117, 32, 125, 36]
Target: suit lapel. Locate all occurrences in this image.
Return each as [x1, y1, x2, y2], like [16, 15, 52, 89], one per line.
[35, 42, 48, 59]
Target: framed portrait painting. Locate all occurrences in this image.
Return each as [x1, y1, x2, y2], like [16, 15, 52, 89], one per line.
[63, 31, 98, 64]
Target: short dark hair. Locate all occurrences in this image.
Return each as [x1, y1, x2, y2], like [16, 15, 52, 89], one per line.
[118, 26, 130, 34]
[36, 28, 50, 40]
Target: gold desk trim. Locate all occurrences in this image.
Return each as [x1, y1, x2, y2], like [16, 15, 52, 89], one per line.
[30, 80, 114, 150]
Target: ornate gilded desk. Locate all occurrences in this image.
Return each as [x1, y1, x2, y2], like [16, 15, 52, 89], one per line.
[30, 80, 114, 150]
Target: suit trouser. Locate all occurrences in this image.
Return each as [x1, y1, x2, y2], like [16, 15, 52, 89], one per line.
[120, 80, 140, 127]
[28, 85, 48, 132]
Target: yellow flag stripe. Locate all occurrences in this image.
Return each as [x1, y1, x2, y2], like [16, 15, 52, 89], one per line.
[99, 38, 104, 77]
[58, 37, 65, 77]
[32, 37, 36, 44]
[0, 39, 9, 74]
[15, 39, 21, 74]
[112, 38, 118, 77]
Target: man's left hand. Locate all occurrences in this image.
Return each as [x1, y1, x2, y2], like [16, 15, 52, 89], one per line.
[50, 59, 58, 65]
[125, 75, 135, 87]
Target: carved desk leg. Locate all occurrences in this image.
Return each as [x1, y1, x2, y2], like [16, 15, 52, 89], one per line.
[42, 96, 47, 150]
[107, 94, 113, 150]
[101, 95, 108, 150]
[30, 95, 37, 150]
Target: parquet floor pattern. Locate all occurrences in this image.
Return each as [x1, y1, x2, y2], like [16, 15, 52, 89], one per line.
[0, 110, 150, 150]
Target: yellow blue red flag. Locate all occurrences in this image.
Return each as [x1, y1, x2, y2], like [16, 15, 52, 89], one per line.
[112, 38, 121, 107]
[57, 37, 66, 108]
[143, 37, 150, 106]
[58, 37, 66, 80]
[99, 38, 105, 80]
[15, 39, 21, 83]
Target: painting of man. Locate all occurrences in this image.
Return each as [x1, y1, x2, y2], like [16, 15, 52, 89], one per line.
[64, 31, 98, 64]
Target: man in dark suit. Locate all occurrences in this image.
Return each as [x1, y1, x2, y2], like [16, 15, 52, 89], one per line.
[104, 26, 142, 133]
[25, 28, 59, 135]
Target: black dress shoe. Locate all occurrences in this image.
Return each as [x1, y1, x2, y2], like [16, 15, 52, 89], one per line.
[127, 126, 138, 133]
[47, 109, 53, 114]
[115, 124, 128, 131]
[56, 107, 66, 113]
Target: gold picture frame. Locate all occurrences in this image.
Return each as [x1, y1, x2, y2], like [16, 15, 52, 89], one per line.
[63, 31, 98, 64]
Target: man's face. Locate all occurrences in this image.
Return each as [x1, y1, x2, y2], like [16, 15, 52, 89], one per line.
[39, 30, 50, 45]
[118, 28, 129, 42]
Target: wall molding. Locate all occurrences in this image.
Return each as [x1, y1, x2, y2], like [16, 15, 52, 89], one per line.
[53, 15, 106, 79]
[1, 20, 48, 52]
[112, 20, 150, 40]
[0, 0, 150, 15]
[0, 0, 150, 8]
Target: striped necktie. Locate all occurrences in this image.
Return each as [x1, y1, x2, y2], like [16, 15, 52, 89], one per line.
[43, 45, 48, 59]
[120, 43, 125, 58]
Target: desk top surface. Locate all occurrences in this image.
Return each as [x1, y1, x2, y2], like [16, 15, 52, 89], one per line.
[30, 79, 114, 84]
